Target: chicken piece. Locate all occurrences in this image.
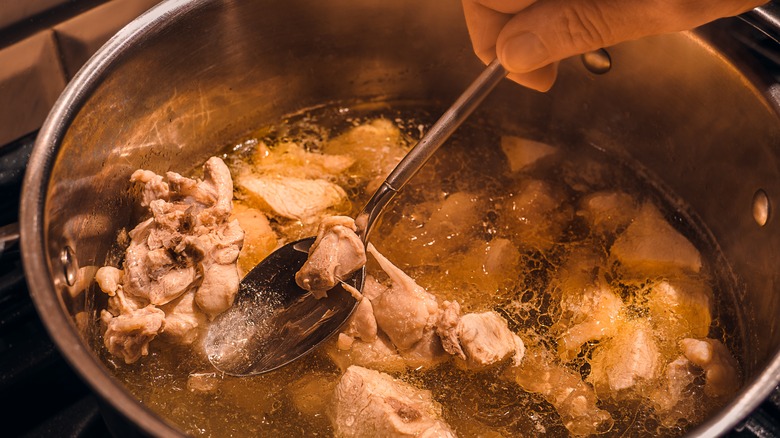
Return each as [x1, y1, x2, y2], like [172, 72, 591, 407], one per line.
[342, 296, 378, 343]
[647, 356, 698, 421]
[680, 338, 740, 398]
[381, 192, 484, 270]
[367, 244, 439, 350]
[647, 279, 713, 341]
[611, 202, 702, 275]
[498, 179, 571, 252]
[296, 216, 366, 299]
[577, 191, 639, 236]
[435, 301, 463, 359]
[588, 319, 661, 394]
[100, 305, 165, 364]
[95, 266, 123, 296]
[398, 324, 449, 370]
[130, 169, 170, 205]
[331, 366, 456, 438]
[500, 136, 557, 173]
[327, 333, 407, 374]
[555, 284, 624, 361]
[231, 203, 278, 277]
[237, 175, 349, 221]
[436, 301, 524, 370]
[192, 219, 244, 317]
[121, 218, 198, 305]
[159, 291, 207, 345]
[426, 238, 520, 306]
[506, 344, 613, 436]
[96, 157, 244, 362]
[321, 119, 408, 193]
[252, 141, 355, 181]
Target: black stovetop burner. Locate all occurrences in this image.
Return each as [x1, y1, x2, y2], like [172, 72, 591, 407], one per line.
[0, 133, 778, 437]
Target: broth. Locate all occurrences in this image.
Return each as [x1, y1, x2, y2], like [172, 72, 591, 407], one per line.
[99, 102, 742, 437]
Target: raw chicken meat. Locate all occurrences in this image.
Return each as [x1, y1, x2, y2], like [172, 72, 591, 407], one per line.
[95, 157, 244, 363]
[331, 366, 456, 438]
[506, 343, 613, 436]
[680, 338, 740, 398]
[236, 175, 349, 221]
[296, 216, 366, 298]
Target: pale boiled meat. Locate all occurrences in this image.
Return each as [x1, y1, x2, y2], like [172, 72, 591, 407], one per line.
[588, 319, 661, 393]
[680, 337, 740, 398]
[367, 244, 439, 351]
[646, 279, 713, 340]
[252, 141, 355, 181]
[648, 356, 698, 423]
[556, 284, 624, 360]
[435, 301, 524, 370]
[576, 191, 638, 235]
[296, 216, 366, 299]
[331, 366, 456, 438]
[327, 332, 407, 374]
[159, 292, 207, 345]
[506, 343, 613, 436]
[236, 174, 348, 221]
[611, 202, 702, 275]
[100, 305, 165, 364]
[95, 157, 244, 363]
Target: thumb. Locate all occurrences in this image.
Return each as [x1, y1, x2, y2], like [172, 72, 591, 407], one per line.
[495, 0, 766, 73]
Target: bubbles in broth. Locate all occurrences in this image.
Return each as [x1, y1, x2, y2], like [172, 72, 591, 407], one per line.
[99, 102, 743, 437]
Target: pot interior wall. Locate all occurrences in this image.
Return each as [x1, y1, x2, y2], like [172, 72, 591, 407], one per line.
[38, 0, 780, 434]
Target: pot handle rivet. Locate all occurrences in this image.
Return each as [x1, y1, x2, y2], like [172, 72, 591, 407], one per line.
[752, 189, 770, 226]
[60, 246, 77, 287]
[581, 49, 612, 75]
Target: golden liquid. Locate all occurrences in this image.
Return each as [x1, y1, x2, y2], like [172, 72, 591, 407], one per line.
[103, 102, 741, 437]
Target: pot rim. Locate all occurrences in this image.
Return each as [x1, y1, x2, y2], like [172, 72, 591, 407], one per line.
[18, 0, 780, 436]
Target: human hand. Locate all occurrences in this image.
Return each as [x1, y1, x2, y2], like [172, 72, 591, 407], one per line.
[463, 0, 768, 91]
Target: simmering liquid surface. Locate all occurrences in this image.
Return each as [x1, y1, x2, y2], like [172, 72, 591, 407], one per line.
[100, 102, 742, 437]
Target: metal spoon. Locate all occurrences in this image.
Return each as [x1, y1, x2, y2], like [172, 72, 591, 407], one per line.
[204, 59, 507, 376]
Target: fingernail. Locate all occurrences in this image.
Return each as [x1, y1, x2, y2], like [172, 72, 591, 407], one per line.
[500, 32, 549, 72]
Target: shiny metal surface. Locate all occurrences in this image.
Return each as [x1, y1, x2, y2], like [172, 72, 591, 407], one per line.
[19, 0, 780, 436]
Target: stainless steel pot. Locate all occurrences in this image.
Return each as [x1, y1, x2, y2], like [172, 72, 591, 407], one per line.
[19, 0, 780, 436]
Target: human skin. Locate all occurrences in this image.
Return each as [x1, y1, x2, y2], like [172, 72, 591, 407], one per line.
[463, 0, 768, 91]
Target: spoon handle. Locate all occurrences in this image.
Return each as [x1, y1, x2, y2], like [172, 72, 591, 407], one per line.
[356, 58, 507, 241]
